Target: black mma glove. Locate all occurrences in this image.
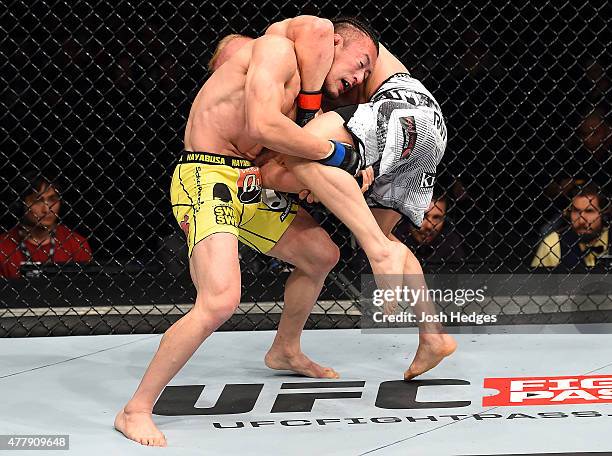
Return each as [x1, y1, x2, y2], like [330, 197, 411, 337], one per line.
[318, 140, 362, 176]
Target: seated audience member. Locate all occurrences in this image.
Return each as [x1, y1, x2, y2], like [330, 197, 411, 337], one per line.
[0, 173, 92, 279]
[393, 192, 466, 265]
[531, 184, 609, 269]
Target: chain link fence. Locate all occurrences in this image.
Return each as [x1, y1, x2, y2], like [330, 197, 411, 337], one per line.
[1, 1, 610, 336]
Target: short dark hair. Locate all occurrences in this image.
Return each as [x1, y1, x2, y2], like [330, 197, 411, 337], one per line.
[571, 183, 608, 212]
[18, 170, 62, 202]
[332, 16, 379, 54]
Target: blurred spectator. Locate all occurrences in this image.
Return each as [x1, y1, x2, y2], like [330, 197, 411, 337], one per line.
[531, 184, 609, 269]
[393, 192, 466, 265]
[584, 60, 610, 106]
[0, 173, 92, 279]
[578, 107, 611, 161]
[546, 108, 611, 198]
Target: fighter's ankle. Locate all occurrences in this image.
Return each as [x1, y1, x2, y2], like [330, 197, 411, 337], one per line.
[369, 246, 392, 264]
[124, 402, 153, 415]
[268, 346, 301, 357]
[419, 324, 444, 336]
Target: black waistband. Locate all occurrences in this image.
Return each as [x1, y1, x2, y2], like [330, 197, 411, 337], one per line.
[178, 151, 254, 168]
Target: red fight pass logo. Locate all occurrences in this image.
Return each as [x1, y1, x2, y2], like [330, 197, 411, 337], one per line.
[483, 375, 612, 406]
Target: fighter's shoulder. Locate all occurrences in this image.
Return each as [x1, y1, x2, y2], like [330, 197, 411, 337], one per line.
[267, 16, 331, 36]
[253, 34, 295, 53]
[251, 36, 297, 74]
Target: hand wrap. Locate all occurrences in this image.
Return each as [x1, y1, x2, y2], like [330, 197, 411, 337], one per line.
[296, 90, 322, 127]
[318, 140, 362, 176]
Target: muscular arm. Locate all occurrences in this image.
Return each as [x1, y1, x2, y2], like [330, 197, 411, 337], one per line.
[257, 111, 372, 195]
[266, 16, 334, 93]
[256, 152, 305, 192]
[245, 36, 331, 160]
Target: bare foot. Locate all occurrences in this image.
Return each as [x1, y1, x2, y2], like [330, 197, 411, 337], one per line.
[370, 242, 409, 314]
[404, 333, 457, 380]
[265, 349, 339, 378]
[114, 406, 167, 447]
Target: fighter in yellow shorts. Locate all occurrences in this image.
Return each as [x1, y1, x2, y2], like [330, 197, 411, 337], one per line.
[115, 17, 388, 447]
[170, 151, 297, 255]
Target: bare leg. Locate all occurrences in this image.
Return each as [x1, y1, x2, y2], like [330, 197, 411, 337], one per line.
[371, 208, 457, 379]
[264, 208, 340, 378]
[115, 233, 241, 446]
[400, 252, 457, 380]
[284, 113, 408, 299]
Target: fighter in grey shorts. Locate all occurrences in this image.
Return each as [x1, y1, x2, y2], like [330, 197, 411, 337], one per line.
[335, 72, 447, 227]
[260, 43, 456, 382]
[210, 28, 457, 382]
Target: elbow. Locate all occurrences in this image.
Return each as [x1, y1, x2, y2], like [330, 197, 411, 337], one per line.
[308, 18, 333, 41]
[246, 117, 272, 144]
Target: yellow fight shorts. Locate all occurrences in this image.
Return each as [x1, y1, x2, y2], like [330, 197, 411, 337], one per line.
[170, 151, 298, 256]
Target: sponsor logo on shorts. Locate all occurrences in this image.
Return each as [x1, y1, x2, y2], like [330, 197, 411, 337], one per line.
[195, 166, 203, 212]
[280, 203, 292, 222]
[483, 375, 612, 406]
[237, 167, 262, 204]
[261, 189, 292, 221]
[399, 116, 417, 158]
[180, 214, 190, 236]
[232, 158, 252, 167]
[185, 153, 226, 165]
[214, 205, 237, 226]
[420, 172, 436, 188]
[213, 183, 232, 203]
[433, 111, 447, 142]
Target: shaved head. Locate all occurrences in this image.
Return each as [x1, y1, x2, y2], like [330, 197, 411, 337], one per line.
[208, 34, 254, 72]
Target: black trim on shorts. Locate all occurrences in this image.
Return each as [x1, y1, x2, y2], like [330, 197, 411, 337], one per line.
[238, 235, 263, 253]
[257, 208, 298, 214]
[368, 200, 412, 227]
[178, 151, 254, 168]
[333, 104, 365, 159]
[239, 226, 279, 245]
[334, 104, 359, 123]
[177, 165, 197, 249]
[368, 72, 411, 100]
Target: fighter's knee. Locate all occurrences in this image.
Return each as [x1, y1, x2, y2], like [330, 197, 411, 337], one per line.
[211, 301, 239, 324]
[303, 237, 339, 276]
[194, 288, 240, 324]
[319, 242, 340, 272]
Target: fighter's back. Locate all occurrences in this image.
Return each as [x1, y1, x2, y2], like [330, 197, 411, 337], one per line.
[183, 41, 257, 159]
[183, 36, 300, 161]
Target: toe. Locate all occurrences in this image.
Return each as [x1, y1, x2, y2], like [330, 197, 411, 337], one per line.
[324, 368, 340, 379]
[404, 367, 419, 380]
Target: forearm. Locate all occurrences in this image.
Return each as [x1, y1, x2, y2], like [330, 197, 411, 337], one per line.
[258, 156, 305, 193]
[251, 114, 331, 160]
[291, 18, 334, 92]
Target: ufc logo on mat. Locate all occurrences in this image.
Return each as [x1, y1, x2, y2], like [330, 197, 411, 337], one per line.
[152, 379, 471, 416]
